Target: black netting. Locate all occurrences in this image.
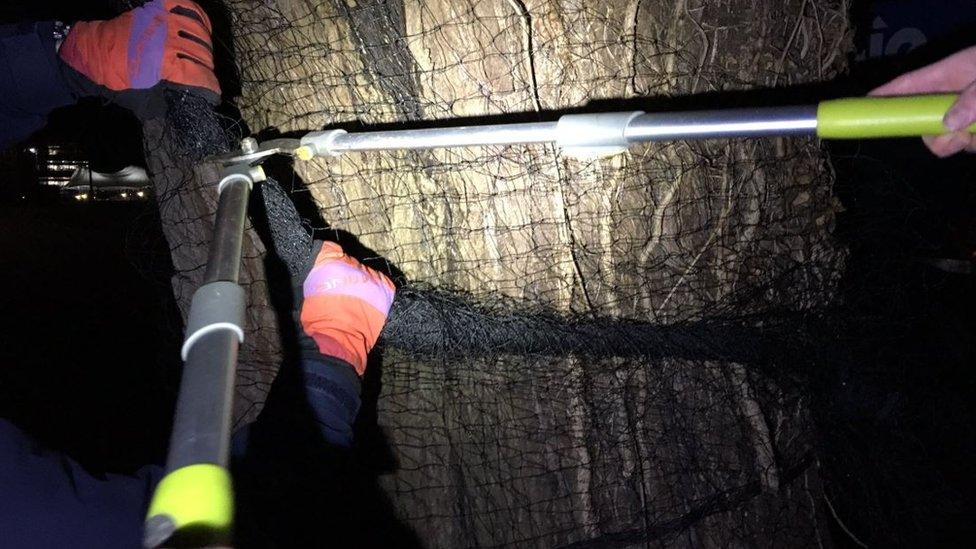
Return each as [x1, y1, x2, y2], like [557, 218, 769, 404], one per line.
[142, 0, 864, 546]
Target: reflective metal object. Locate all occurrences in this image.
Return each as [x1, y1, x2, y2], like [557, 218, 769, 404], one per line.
[240, 137, 259, 154]
[217, 138, 302, 165]
[299, 106, 820, 159]
[147, 148, 282, 548]
[329, 122, 559, 152]
[625, 106, 819, 141]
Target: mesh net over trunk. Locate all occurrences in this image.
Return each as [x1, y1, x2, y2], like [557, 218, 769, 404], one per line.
[144, 0, 853, 546]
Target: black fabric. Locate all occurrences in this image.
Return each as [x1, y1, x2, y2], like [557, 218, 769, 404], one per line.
[259, 176, 314, 280]
[0, 2, 141, 23]
[0, 21, 76, 149]
[60, 61, 219, 121]
[0, 419, 160, 549]
[236, 357, 362, 453]
[161, 88, 233, 161]
[231, 356, 367, 548]
[256, 177, 330, 365]
[0, 350, 363, 549]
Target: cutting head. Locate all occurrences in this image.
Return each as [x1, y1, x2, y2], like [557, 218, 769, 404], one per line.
[215, 137, 302, 166]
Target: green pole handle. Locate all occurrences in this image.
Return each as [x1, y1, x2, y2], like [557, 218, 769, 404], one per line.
[144, 464, 234, 547]
[817, 94, 976, 139]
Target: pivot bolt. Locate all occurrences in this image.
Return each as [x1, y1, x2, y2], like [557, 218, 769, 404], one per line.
[240, 137, 259, 154]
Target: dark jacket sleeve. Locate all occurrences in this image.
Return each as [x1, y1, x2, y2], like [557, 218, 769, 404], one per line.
[228, 356, 364, 546]
[233, 356, 362, 459]
[0, 352, 360, 548]
[0, 419, 162, 549]
[0, 22, 77, 150]
[296, 356, 362, 447]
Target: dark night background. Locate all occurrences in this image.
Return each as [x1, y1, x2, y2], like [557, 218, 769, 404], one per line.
[0, 1, 973, 547]
[0, 0, 179, 475]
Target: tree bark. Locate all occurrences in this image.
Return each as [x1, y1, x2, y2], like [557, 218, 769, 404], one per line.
[145, 0, 852, 545]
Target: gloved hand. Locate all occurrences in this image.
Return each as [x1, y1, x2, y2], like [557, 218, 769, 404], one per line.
[58, 0, 220, 119]
[300, 241, 396, 376]
[871, 45, 976, 157]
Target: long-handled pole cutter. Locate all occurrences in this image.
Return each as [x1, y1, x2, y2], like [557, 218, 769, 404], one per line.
[142, 138, 299, 549]
[293, 94, 976, 160]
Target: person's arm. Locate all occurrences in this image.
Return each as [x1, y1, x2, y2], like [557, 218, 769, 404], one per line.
[0, 418, 162, 548]
[296, 242, 394, 444]
[237, 242, 395, 455]
[0, 0, 220, 151]
[58, 0, 220, 120]
[871, 45, 976, 157]
[0, 22, 76, 150]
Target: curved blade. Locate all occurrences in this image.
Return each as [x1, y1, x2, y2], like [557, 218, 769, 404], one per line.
[215, 138, 302, 166]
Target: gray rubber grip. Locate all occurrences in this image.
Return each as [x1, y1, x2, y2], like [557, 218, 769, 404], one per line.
[182, 281, 246, 361]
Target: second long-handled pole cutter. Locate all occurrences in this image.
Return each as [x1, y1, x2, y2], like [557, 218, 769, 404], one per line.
[141, 140, 283, 548]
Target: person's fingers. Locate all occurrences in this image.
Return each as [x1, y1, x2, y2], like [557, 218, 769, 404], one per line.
[870, 45, 976, 96]
[966, 138, 976, 154]
[871, 64, 958, 96]
[920, 81, 976, 157]
[922, 132, 972, 157]
[173, 37, 216, 69]
[166, 0, 213, 33]
[870, 70, 941, 96]
[944, 80, 976, 131]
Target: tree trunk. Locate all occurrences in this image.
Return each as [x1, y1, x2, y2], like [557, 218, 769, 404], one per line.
[146, 0, 851, 546]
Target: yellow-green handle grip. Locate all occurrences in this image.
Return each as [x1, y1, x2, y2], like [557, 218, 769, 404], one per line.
[817, 94, 976, 139]
[143, 464, 233, 547]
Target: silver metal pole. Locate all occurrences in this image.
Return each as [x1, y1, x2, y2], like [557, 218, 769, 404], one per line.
[202, 178, 250, 284]
[624, 105, 819, 141]
[329, 121, 559, 152]
[301, 105, 821, 159]
[144, 170, 253, 549]
[166, 177, 250, 473]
